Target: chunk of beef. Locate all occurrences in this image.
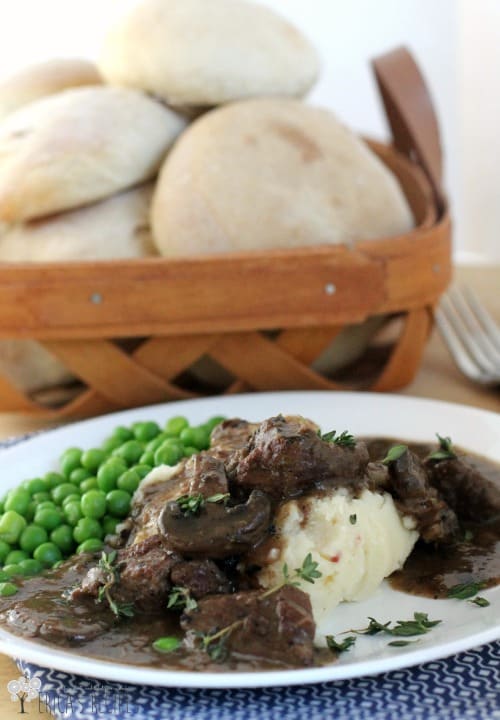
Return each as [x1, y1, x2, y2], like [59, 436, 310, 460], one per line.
[69, 535, 180, 611]
[181, 585, 315, 666]
[184, 453, 229, 497]
[209, 418, 259, 460]
[426, 457, 500, 523]
[228, 415, 369, 499]
[388, 449, 459, 543]
[158, 489, 272, 558]
[170, 560, 231, 598]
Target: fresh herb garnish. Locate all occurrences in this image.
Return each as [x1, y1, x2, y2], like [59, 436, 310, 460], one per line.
[167, 586, 198, 612]
[387, 640, 420, 647]
[349, 514, 357, 525]
[152, 636, 181, 653]
[447, 581, 486, 600]
[96, 551, 135, 618]
[320, 430, 356, 448]
[175, 492, 230, 517]
[469, 596, 490, 607]
[427, 434, 457, 462]
[326, 635, 356, 654]
[382, 444, 408, 465]
[353, 612, 441, 638]
[198, 554, 323, 662]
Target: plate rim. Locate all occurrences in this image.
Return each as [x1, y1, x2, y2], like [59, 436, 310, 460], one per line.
[0, 390, 498, 689]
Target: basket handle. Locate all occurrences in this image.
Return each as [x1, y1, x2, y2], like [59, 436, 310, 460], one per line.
[372, 46, 444, 211]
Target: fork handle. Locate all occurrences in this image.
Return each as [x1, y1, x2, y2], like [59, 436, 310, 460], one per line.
[372, 47, 444, 212]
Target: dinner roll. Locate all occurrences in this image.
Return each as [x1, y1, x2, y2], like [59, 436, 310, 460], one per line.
[151, 98, 414, 256]
[0, 59, 101, 122]
[0, 183, 156, 261]
[99, 0, 320, 107]
[0, 87, 186, 222]
[0, 184, 156, 394]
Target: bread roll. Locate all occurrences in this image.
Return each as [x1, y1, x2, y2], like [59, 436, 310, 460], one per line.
[0, 87, 186, 222]
[99, 0, 320, 107]
[0, 184, 156, 394]
[0, 183, 156, 261]
[0, 59, 101, 122]
[151, 98, 414, 256]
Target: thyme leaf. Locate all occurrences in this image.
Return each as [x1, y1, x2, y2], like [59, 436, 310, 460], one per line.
[353, 612, 441, 638]
[427, 434, 457, 462]
[167, 586, 198, 612]
[349, 514, 357, 525]
[175, 492, 231, 517]
[326, 635, 356, 654]
[294, 553, 322, 584]
[387, 640, 420, 647]
[447, 581, 486, 600]
[469, 596, 490, 607]
[321, 430, 356, 448]
[382, 445, 408, 465]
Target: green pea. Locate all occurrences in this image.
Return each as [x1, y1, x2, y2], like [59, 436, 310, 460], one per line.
[77, 538, 104, 554]
[183, 446, 199, 457]
[25, 501, 37, 522]
[179, 426, 210, 451]
[26, 478, 49, 496]
[117, 469, 140, 494]
[5, 549, 29, 565]
[112, 440, 144, 466]
[81, 448, 107, 473]
[133, 464, 152, 479]
[63, 501, 83, 527]
[154, 441, 184, 467]
[73, 517, 103, 544]
[97, 458, 127, 492]
[0, 540, 10, 563]
[62, 494, 81, 507]
[80, 477, 98, 493]
[50, 525, 75, 554]
[52, 483, 79, 506]
[112, 426, 134, 443]
[102, 515, 120, 537]
[205, 415, 226, 432]
[33, 507, 63, 532]
[106, 490, 131, 518]
[32, 491, 51, 504]
[81, 490, 106, 520]
[165, 416, 189, 437]
[33, 542, 62, 567]
[44, 472, 65, 490]
[0, 511, 27, 544]
[59, 448, 83, 478]
[152, 636, 181, 653]
[69, 467, 92, 485]
[0, 582, 18, 597]
[19, 524, 49, 554]
[145, 433, 168, 453]
[139, 451, 155, 466]
[5, 488, 31, 516]
[2, 564, 23, 578]
[133, 421, 161, 443]
[101, 436, 122, 454]
[19, 558, 43, 576]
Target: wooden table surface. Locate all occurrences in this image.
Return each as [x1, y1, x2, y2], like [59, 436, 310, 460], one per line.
[0, 265, 497, 718]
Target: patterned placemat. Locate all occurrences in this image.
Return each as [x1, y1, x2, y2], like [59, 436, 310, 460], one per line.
[3, 436, 500, 720]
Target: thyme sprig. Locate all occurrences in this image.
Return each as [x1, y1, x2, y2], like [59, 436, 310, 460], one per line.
[427, 434, 457, 462]
[96, 551, 135, 618]
[352, 612, 441, 638]
[167, 586, 198, 612]
[447, 581, 486, 600]
[326, 635, 356, 654]
[175, 492, 231, 517]
[320, 430, 356, 448]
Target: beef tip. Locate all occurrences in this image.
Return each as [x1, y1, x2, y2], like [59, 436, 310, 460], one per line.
[228, 414, 369, 499]
[158, 489, 272, 558]
[365, 461, 390, 489]
[426, 456, 500, 523]
[181, 585, 315, 667]
[387, 449, 459, 543]
[209, 418, 259, 460]
[170, 560, 231, 598]
[69, 535, 180, 611]
[184, 453, 229, 497]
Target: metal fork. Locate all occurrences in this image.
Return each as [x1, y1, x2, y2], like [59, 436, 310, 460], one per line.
[435, 286, 500, 386]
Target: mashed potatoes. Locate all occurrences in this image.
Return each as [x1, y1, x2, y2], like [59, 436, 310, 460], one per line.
[256, 489, 418, 636]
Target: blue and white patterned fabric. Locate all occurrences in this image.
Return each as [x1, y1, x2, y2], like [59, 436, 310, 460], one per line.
[3, 437, 500, 719]
[15, 644, 500, 720]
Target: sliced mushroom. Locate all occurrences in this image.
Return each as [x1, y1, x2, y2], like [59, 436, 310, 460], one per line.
[158, 489, 272, 558]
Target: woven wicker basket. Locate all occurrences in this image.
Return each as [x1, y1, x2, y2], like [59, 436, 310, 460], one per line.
[0, 47, 451, 418]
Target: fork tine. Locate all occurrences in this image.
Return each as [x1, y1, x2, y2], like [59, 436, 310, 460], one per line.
[448, 287, 500, 373]
[462, 286, 500, 354]
[441, 292, 498, 375]
[435, 305, 488, 382]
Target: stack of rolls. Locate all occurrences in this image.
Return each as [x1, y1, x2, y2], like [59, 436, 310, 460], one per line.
[0, 0, 414, 397]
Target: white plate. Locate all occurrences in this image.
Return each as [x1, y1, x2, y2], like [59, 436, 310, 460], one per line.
[0, 391, 498, 688]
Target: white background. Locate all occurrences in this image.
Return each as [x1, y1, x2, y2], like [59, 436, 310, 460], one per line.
[0, 0, 498, 260]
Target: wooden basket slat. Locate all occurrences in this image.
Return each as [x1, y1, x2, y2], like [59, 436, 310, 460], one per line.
[132, 335, 217, 381]
[275, 326, 343, 365]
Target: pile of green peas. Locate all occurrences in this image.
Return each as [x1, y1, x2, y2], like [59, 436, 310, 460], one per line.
[0, 414, 225, 597]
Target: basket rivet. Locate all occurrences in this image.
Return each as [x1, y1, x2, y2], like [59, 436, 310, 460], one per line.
[90, 292, 103, 305]
[324, 283, 336, 295]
